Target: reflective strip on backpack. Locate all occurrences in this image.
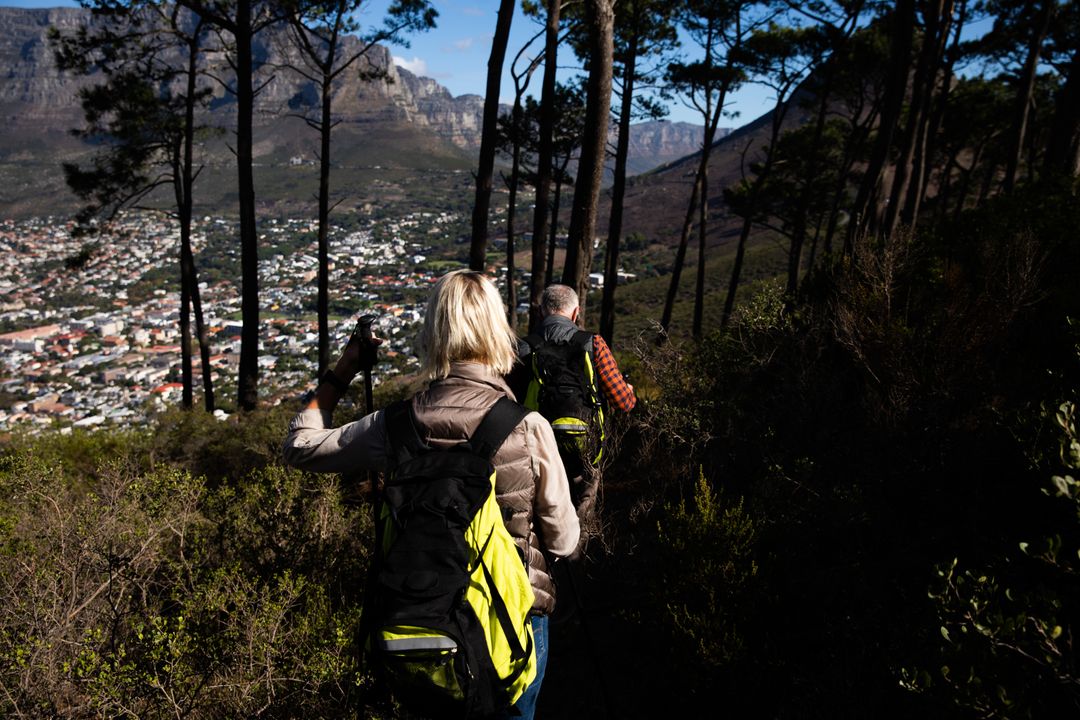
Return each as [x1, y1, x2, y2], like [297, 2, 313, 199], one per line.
[377, 635, 458, 652]
[551, 417, 588, 433]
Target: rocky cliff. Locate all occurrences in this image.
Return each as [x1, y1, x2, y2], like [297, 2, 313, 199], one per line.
[0, 8, 95, 124]
[0, 7, 492, 152]
[0, 6, 709, 217]
[623, 121, 716, 175]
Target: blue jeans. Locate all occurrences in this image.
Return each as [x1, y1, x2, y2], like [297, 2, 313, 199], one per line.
[497, 614, 548, 720]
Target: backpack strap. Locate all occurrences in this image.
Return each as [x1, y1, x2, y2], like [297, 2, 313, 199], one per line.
[469, 396, 529, 461]
[520, 334, 544, 356]
[383, 399, 430, 465]
[571, 330, 598, 399]
[570, 329, 594, 353]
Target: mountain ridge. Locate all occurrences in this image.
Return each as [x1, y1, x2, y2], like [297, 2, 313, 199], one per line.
[0, 6, 709, 219]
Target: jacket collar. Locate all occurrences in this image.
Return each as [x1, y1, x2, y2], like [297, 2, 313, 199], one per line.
[442, 361, 514, 394]
[540, 313, 580, 343]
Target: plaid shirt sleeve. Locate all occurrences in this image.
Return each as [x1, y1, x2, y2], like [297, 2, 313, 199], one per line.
[592, 334, 636, 412]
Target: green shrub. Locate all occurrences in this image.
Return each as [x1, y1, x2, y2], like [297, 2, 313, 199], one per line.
[202, 464, 374, 594]
[0, 435, 380, 718]
[0, 455, 206, 716]
[902, 364, 1080, 717]
[654, 468, 760, 671]
[146, 405, 295, 483]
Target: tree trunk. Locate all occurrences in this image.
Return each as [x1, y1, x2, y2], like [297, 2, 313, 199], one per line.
[546, 170, 565, 285]
[1003, 0, 1053, 192]
[806, 207, 828, 275]
[180, 213, 193, 409]
[722, 215, 752, 329]
[470, 0, 516, 271]
[883, 0, 946, 238]
[529, 0, 561, 333]
[952, 143, 985, 222]
[786, 1, 867, 291]
[933, 151, 960, 228]
[599, 34, 638, 345]
[660, 77, 727, 339]
[847, 0, 915, 250]
[317, 70, 333, 377]
[236, 0, 260, 411]
[562, 0, 614, 320]
[692, 159, 707, 339]
[176, 46, 194, 411]
[659, 172, 700, 338]
[976, 152, 998, 205]
[824, 93, 880, 256]
[1044, 44, 1080, 179]
[903, 0, 963, 228]
[183, 22, 213, 412]
[723, 96, 791, 327]
[788, 82, 832, 296]
[506, 102, 523, 331]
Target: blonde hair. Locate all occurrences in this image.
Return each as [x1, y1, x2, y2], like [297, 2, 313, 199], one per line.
[418, 269, 518, 380]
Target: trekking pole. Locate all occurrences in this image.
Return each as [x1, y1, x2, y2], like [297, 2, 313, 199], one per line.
[353, 313, 377, 415]
[352, 314, 378, 497]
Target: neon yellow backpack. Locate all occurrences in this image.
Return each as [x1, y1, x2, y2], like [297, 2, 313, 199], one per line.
[367, 397, 537, 717]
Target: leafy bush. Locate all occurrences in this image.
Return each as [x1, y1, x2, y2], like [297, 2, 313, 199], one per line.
[0, 456, 206, 716]
[0, 429, 380, 718]
[146, 405, 295, 483]
[903, 376, 1080, 717]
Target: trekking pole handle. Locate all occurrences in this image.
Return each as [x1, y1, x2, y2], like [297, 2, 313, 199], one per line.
[353, 314, 377, 346]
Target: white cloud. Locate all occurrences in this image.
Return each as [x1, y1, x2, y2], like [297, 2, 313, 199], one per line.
[393, 55, 428, 76]
[441, 37, 476, 54]
[462, 6, 486, 17]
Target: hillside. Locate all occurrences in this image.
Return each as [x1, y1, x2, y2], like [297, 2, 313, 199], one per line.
[601, 89, 816, 251]
[4, 178, 1079, 717]
[3, 2, 1080, 716]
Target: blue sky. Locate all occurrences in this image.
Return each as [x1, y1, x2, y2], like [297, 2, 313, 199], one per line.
[350, 0, 765, 125]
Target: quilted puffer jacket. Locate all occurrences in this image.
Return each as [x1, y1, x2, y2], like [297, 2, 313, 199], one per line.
[410, 362, 579, 614]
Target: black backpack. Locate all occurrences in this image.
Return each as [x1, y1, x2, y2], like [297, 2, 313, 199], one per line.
[365, 397, 537, 718]
[521, 331, 605, 462]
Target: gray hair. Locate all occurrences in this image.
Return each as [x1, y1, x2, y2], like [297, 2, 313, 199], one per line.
[540, 284, 579, 317]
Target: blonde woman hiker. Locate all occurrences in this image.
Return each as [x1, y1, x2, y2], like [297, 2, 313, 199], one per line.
[283, 269, 579, 719]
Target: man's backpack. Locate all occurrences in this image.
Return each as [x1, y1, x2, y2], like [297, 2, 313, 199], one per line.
[366, 396, 537, 718]
[522, 330, 605, 465]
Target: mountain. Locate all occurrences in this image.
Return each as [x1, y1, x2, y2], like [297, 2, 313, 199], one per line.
[0, 7, 487, 145]
[602, 93, 815, 251]
[622, 121, 718, 176]
[0, 7, 707, 220]
[0, 6, 487, 217]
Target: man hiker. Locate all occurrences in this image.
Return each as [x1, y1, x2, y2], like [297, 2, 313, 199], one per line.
[516, 284, 636, 539]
